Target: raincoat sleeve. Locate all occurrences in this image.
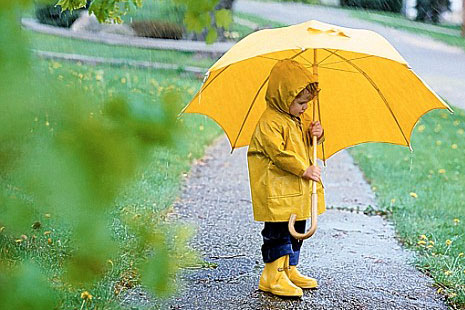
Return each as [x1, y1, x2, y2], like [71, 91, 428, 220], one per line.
[257, 120, 308, 177]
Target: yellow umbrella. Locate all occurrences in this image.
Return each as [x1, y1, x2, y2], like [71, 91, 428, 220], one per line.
[182, 19, 453, 239]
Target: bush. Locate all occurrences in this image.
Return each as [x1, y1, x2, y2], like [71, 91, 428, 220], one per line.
[34, 1, 90, 28]
[415, 0, 451, 24]
[340, 0, 402, 13]
[131, 20, 184, 40]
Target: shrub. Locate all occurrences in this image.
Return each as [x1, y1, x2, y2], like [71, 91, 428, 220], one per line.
[131, 20, 184, 40]
[35, 1, 90, 28]
[340, 0, 402, 13]
[415, 0, 451, 24]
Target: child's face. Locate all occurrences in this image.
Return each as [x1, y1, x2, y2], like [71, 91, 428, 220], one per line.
[289, 88, 316, 117]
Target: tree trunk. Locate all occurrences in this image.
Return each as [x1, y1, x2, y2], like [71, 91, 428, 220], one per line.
[217, 0, 235, 10]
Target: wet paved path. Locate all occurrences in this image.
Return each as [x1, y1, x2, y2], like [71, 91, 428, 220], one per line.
[123, 137, 447, 309]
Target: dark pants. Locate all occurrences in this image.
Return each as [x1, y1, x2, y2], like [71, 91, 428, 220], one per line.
[261, 220, 306, 265]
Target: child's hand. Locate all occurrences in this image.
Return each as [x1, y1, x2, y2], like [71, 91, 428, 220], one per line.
[302, 165, 321, 182]
[309, 121, 323, 139]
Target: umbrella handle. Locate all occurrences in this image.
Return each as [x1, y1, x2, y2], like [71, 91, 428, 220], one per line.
[288, 187, 319, 240]
[289, 135, 319, 240]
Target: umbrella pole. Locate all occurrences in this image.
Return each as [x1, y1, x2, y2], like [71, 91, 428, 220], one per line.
[288, 48, 319, 240]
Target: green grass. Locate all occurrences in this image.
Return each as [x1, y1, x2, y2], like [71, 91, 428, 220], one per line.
[122, 0, 185, 24]
[349, 9, 465, 51]
[0, 57, 222, 309]
[234, 11, 285, 29]
[349, 107, 465, 307]
[229, 12, 285, 40]
[25, 31, 217, 69]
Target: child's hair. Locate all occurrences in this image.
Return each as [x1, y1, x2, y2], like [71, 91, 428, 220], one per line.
[305, 82, 319, 96]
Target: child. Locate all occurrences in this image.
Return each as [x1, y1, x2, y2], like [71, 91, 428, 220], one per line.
[247, 59, 326, 298]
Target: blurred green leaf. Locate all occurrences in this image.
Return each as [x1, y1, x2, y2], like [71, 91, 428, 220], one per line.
[215, 8, 232, 29]
[139, 244, 173, 297]
[184, 11, 207, 32]
[56, 0, 87, 11]
[206, 27, 218, 44]
[0, 261, 58, 310]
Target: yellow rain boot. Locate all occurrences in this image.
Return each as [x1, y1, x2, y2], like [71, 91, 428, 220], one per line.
[258, 255, 303, 297]
[284, 255, 318, 289]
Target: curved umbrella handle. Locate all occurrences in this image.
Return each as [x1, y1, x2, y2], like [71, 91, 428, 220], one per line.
[288, 135, 319, 240]
[288, 189, 319, 240]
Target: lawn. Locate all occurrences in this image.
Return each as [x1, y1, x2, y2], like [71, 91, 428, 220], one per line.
[349, 107, 465, 307]
[26, 30, 217, 69]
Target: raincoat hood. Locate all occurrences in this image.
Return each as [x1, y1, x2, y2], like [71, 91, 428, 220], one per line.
[265, 59, 317, 115]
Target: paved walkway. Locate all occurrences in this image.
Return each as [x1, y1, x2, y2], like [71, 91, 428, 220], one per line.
[235, 0, 465, 111]
[121, 137, 447, 309]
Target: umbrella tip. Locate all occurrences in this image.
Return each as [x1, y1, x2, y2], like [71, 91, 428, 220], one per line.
[409, 144, 413, 152]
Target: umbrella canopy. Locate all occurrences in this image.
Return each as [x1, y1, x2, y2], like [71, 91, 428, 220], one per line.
[183, 19, 452, 159]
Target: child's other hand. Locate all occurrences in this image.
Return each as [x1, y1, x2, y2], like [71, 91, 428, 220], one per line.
[309, 121, 323, 139]
[302, 165, 321, 182]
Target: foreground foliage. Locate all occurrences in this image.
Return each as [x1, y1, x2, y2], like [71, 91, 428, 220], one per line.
[0, 1, 221, 309]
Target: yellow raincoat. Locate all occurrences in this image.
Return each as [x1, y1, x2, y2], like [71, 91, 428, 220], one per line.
[247, 59, 326, 222]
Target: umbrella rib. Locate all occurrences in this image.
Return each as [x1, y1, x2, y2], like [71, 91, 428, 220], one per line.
[297, 53, 313, 66]
[257, 55, 282, 61]
[198, 65, 230, 97]
[323, 55, 374, 67]
[231, 76, 270, 152]
[302, 64, 359, 73]
[316, 90, 327, 166]
[179, 65, 230, 117]
[317, 49, 338, 66]
[318, 66, 359, 74]
[322, 48, 411, 149]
